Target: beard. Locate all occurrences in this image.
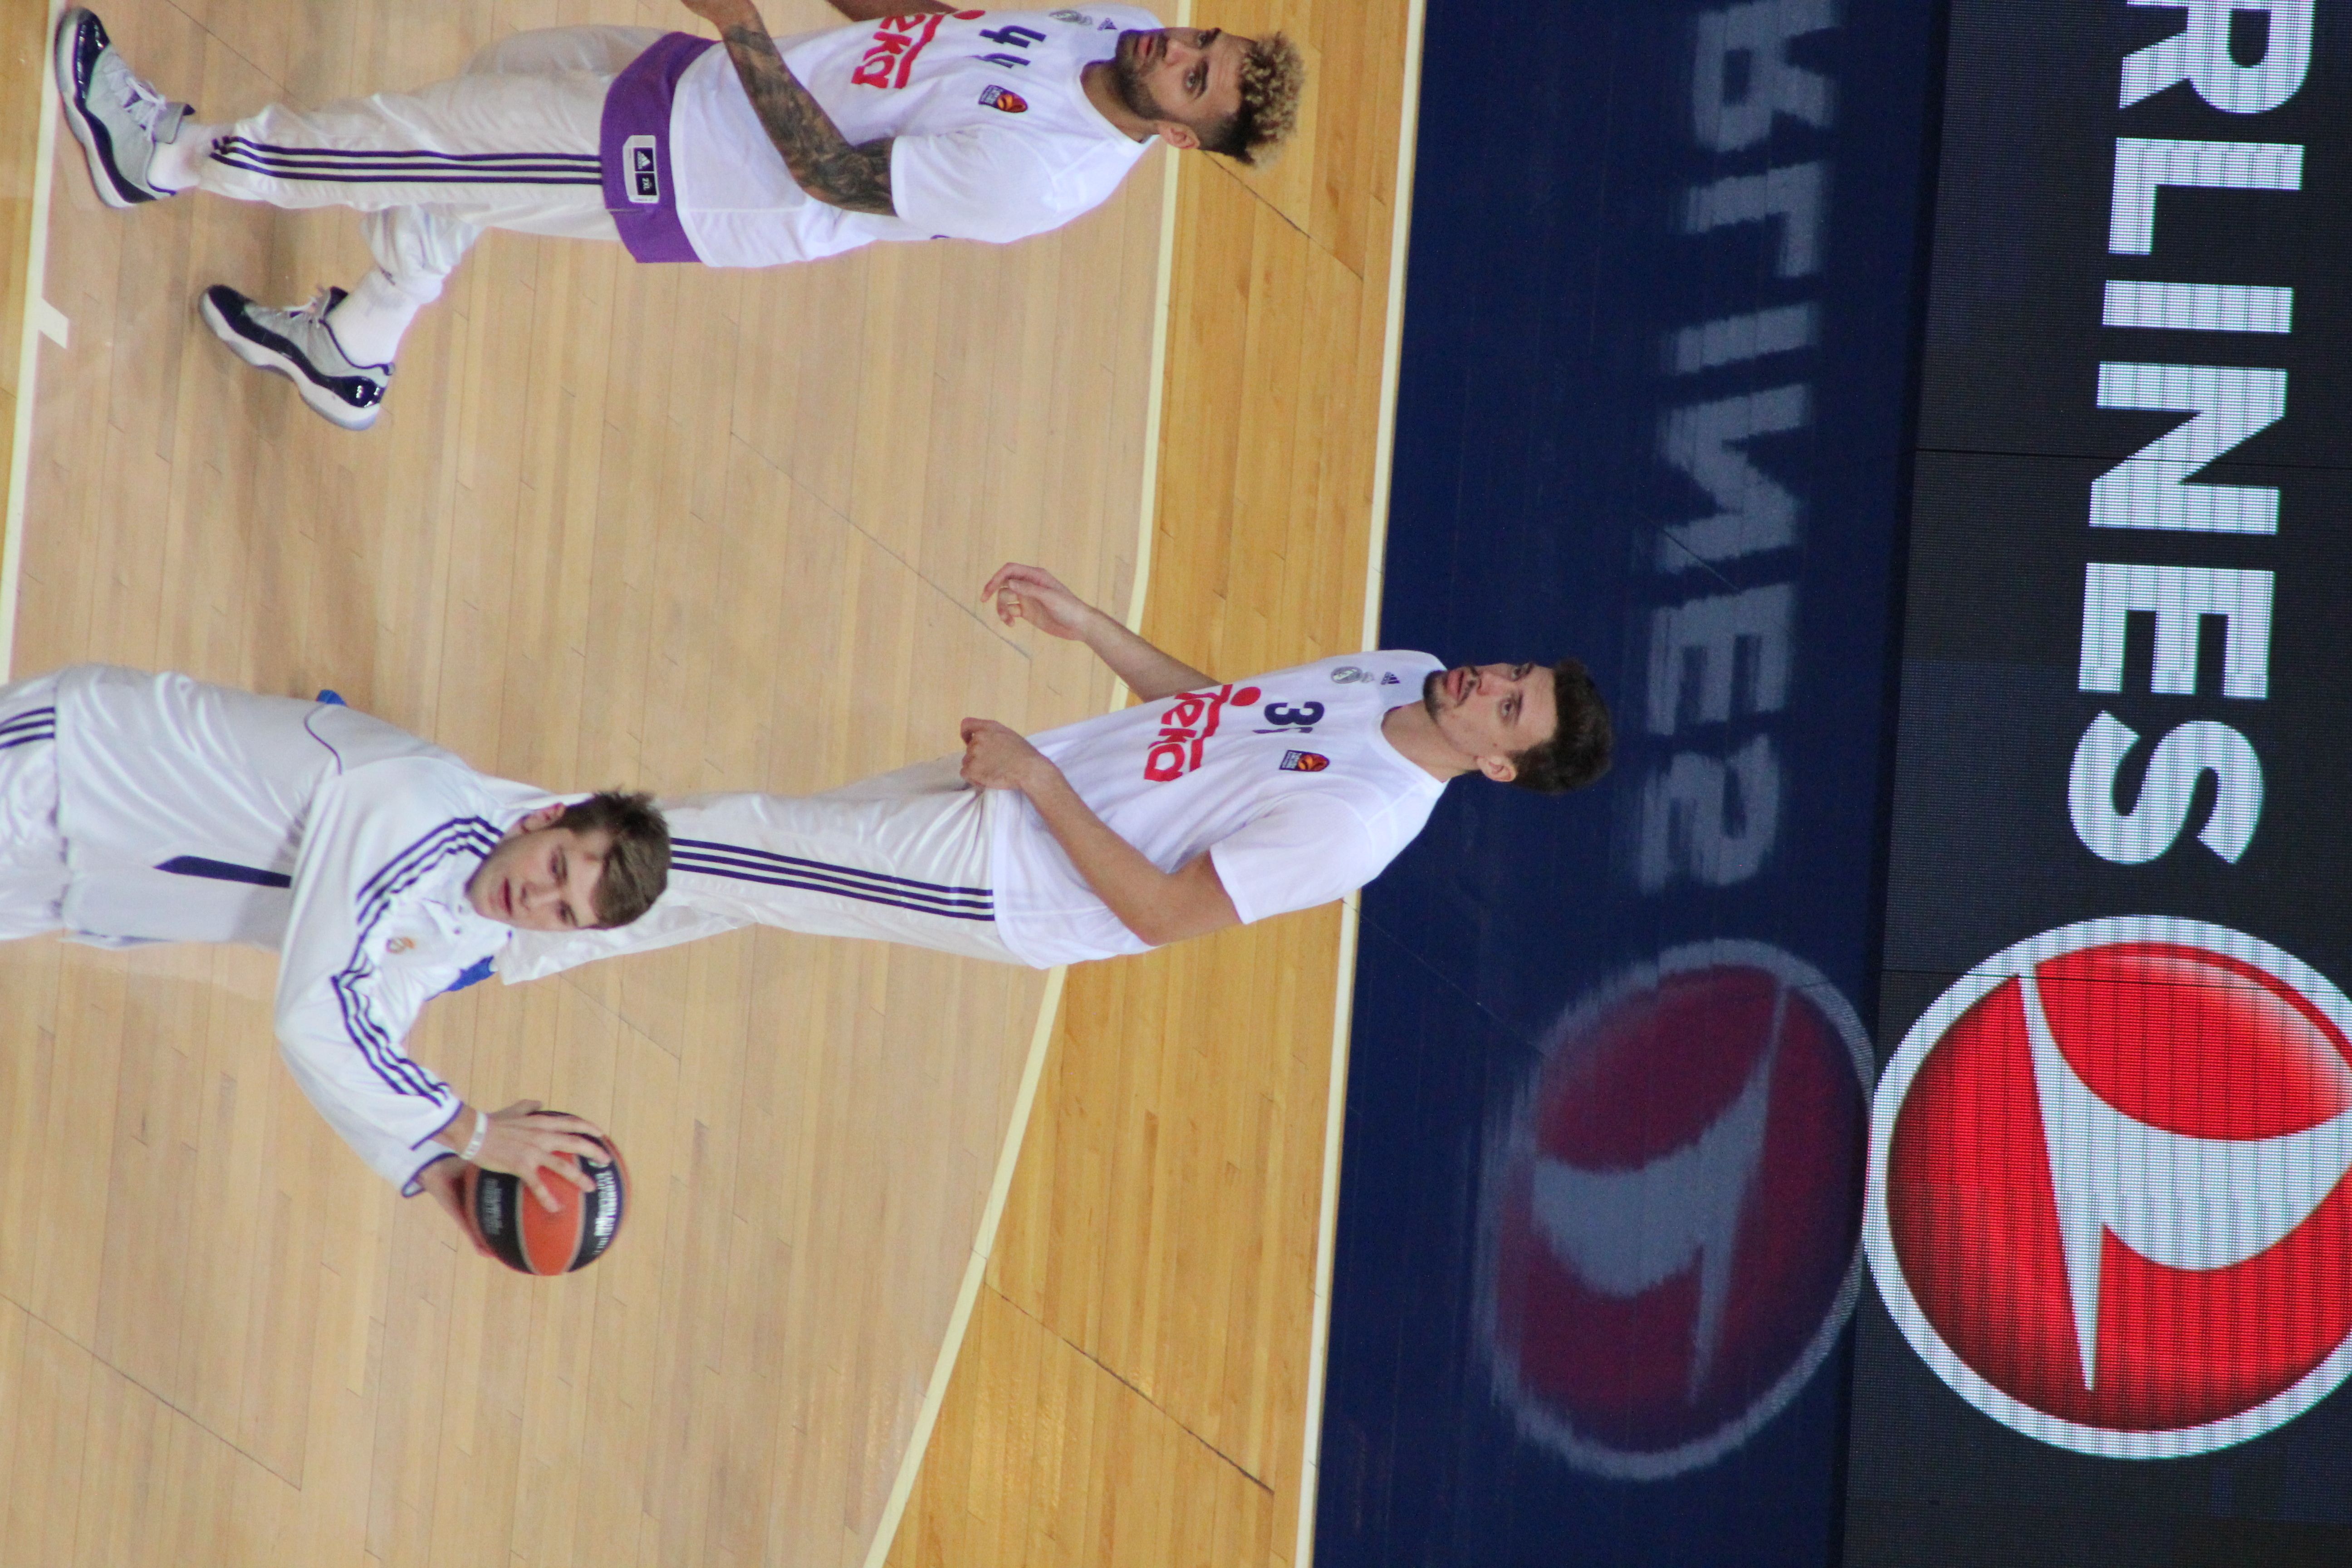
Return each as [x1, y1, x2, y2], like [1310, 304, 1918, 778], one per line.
[1421, 668, 1447, 721]
[1108, 31, 1174, 121]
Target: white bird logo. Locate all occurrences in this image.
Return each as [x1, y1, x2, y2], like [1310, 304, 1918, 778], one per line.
[2019, 962, 2352, 1392]
[1530, 993, 1781, 1402]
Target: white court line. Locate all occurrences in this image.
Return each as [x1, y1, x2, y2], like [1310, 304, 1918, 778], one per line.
[0, 4, 68, 684]
[1295, 0, 1431, 1561]
[860, 49, 1190, 1564]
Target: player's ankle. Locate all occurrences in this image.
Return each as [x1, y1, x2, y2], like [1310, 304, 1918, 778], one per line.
[322, 273, 422, 367]
[147, 122, 217, 192]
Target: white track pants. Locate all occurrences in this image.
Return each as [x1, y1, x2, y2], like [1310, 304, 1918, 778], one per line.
[195, 27, 656, 312]
[0, 673, 69, 942]
[498, 758, 1028, 983]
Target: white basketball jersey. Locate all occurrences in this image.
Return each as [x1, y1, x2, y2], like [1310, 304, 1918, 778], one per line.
[989, 652, 1450, 966]
[669, 6, 1158, 266]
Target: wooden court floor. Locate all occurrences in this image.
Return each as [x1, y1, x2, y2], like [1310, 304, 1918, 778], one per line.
[0, 0, 1414, 1561]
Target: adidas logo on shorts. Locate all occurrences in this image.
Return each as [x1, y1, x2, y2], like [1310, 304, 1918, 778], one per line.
[625, 135, 660, 203]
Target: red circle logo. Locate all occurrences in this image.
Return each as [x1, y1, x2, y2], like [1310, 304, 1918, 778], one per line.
[1480, 943, 1871, 1477]
[1866, 918, 2352, 1457]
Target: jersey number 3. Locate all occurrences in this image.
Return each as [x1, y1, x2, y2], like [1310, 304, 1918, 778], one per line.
[1259, 701, 1324, 731]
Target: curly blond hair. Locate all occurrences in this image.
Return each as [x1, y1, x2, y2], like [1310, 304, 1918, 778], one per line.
[1206, 32, 1304, 166]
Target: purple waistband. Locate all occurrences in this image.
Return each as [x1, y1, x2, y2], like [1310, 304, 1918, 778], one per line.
[601, 32, 716, 264]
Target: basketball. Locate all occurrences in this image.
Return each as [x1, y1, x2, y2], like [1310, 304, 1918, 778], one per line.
[464, 1117, 629, 1275]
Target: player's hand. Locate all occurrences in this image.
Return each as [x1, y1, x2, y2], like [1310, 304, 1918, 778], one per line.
[416, 1156, 494, 1258]
[960, 717, 1053, 792]
[470, 1100, 605, 1213]
[984, 564, 1098, 642]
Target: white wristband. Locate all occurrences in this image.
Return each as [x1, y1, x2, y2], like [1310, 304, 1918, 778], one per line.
[460, 1108, 490, 1163]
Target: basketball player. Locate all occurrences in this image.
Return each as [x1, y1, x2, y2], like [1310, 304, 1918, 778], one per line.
[497, 562, 1612, 982]
[0, 666, 669, 1244]
[55, 1, 1304, 428]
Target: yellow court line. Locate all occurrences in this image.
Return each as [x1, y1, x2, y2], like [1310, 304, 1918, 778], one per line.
[1118, 0, 1193, 643]
[1295, 0, 1429, 1560]
[1356, 0, 1424, 660]
[1121, 134, 1185, 640]
[0, 3, 67, 684]
[860, 104, 1188, 1568]
[859, 965, 1068, 1568]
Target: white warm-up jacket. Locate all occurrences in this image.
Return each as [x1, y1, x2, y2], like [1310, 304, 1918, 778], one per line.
[49, 666, 554, 1190]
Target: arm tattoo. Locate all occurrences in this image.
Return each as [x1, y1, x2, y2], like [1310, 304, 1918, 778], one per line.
[720, 24, 896, 216]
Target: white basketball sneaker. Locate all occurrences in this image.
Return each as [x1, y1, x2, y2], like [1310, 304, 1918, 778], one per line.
[55, 9, 191, 209]
[199, 286, 394, 431]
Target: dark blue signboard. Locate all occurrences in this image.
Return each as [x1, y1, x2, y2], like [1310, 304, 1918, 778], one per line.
[1849, 2, 2352, 1563]
[1317, 0, 1943, 1563]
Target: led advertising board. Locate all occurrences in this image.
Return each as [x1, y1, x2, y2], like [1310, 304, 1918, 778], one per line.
[1850, 0, 2352, 1562]
[1315, 0, 1939, 1562]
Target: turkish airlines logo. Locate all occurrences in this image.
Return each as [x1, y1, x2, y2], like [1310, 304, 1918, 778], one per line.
[1479, 943, 1871, 1478]
[1866, 918, 2352, 1459]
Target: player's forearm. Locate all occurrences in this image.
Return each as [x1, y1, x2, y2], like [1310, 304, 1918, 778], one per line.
[1075, 607, 1214, 702]
[706, 2, 897, 213]
[1015, 764, 1234, 945]
[276, 1024, 460, 1188]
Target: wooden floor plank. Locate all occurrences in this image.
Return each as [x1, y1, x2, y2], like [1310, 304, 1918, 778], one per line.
[0, 0, 1415, 1554]
[891, 0, 1412, 1555]
[0, 0, 1170, 1562]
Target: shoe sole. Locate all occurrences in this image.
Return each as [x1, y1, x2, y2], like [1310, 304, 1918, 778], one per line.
[198, 292, 381, 431]
[54, 10, 147, 211]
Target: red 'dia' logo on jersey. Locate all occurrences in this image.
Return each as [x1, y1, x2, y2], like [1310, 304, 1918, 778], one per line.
[1481, 943, 1871, 1477]
[852, 11, 986, 89]
[1144, 684, 1260, 782]
[1867, 919, 2352, 1458]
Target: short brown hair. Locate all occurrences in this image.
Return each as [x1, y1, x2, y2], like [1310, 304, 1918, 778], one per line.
[1203, 33, 1304, 166]
[557, 791, 671, 927]
[1508, 659, 1613, 796]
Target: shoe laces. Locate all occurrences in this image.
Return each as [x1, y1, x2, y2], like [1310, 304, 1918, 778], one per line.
[98, 52, 183, 139]
[286, 289, 366, 368]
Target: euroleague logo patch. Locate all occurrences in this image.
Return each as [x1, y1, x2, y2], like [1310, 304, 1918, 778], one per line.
[1866, 918, 2352, 1458]
[1480, 942, 1871, 1478]
[1279, 750, 1328, 772]
[980, 83, 1028, 113]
